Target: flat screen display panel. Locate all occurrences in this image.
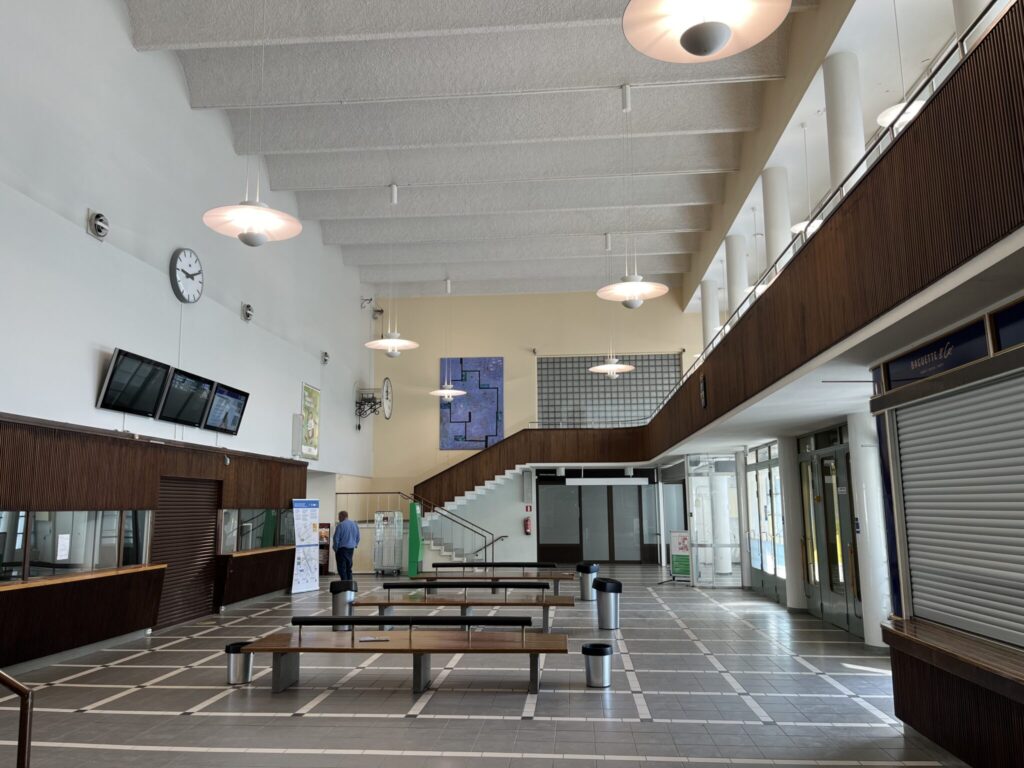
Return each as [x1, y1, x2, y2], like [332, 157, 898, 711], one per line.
[157, 369, 215, 427]
[97, 349, 171, 417]
[204, 383, 249, 435]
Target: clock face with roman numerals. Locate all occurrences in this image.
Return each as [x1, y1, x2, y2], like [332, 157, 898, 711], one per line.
[170, 248, 204, 304]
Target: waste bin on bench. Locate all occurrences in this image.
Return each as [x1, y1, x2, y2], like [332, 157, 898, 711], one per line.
[576, 562, 599, 601]
[330, 579, 358, 632]
[594, 577, 622, 630]
[225, 642, 253, 685]
[582, 642, 613, 688]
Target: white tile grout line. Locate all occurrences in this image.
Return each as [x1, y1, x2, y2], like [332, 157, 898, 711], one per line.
[614, 628, 652, 721]
[0, 739, 942, 766]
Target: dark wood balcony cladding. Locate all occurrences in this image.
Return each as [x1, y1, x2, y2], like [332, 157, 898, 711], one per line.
[0, 413, 307, 510]
[884, 619, 1024, 767]
[0, 565, 166, 666]
[417, 3, 1024, 506]
[214, 546, 296, 608]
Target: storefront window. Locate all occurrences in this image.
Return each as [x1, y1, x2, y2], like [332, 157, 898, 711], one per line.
[28, 510, 127, 578]
[0, 511, 27, 580]
[221, 508, 294, 553]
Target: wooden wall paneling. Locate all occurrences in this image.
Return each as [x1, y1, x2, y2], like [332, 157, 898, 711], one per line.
[0, 421, 38, 509]
[214, 546, 295, 608]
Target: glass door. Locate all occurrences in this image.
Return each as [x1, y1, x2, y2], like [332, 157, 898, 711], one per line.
[581, 485, 609, 561]
[745, 444, 783, 602]
[611, 486, 641, 562]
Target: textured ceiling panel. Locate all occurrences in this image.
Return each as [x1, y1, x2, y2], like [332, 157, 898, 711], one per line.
[340, 233, 701, 266]
[265, 134, 742, 190]
[297, 174, 723, 221]
[323, 206, 711, 246]
[228, 83, 762, 154]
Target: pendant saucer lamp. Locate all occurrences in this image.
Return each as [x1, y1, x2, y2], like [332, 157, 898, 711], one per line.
[623, 0, 791, 63]
[365, 330, 419, 359]
[588, 356, 636, 379]
[790, 122, 822, 236]
[597, 270, 670, 309]
[203, 0, 302, 247]
[875, 0, 924, 131]
[429, 278, 466, 401]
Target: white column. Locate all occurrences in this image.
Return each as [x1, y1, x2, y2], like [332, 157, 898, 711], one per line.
[711, 471, 733, 575]
[761, 167, 792, 271]
[700, 279, 721, 347]
[847, 410, 891, 648]
[823, 52, 866, 189]
[776, 437, 808, 611]
[952, 0, 989, 36]
[735, 450, 751, 588]
[724, 235, 750, 314]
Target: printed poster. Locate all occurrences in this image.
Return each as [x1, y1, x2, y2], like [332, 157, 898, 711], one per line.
[290, 499, 320, 594]
[301, 383, 321, 460]
[670, 531, 691, 580]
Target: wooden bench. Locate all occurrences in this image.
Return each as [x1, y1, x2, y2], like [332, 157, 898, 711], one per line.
[242, 615, 567, 694]
[360, 580, 574, 631]
[413, 568, 577, 595]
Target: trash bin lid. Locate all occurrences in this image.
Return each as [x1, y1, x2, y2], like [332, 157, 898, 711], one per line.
[576, 562, 599, 573]
[224, 642, 248, 653]
[581, 642, 614, 656]
[593, 577, 622, 593]
[330, 580, 358, 594]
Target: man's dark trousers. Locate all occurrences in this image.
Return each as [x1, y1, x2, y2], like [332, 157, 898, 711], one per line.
[336, 547, 354, 580]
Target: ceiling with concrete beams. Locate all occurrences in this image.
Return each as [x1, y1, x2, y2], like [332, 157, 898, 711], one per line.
[125, 0, 819, 298]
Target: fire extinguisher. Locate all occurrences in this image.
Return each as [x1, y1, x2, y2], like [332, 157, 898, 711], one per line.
[523, 516, 532, 535]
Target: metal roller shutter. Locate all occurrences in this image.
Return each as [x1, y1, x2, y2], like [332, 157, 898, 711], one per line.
[151, 478, 220, 628]
[896, 371, 1024, 648]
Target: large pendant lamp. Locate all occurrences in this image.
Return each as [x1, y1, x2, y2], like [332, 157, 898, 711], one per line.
[790, 123, 823, 236]
[623, 0, 792, 63]
[591, 256, 636, 379]
[366, 251, 418, 357]
[597, 85, 668, 309]
[876, 0, 924, 130]
[203, 0, 301, 247]
[429, 279, 467, 401]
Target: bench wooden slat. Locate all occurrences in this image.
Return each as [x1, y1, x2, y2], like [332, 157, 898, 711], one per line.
[430, 561, 559, 569]
[292, 615, 530, 628]
[355, 595, 574, 607]
[244, 629, 568, 654]
[381, 581, 551, 590]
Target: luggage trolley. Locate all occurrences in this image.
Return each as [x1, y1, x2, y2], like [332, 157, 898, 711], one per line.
[373, 510, 404, 576]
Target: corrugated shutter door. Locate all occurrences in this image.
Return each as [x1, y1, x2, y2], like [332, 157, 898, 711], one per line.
[151, 478, 220, 628]
[896, 371, 1024, 648]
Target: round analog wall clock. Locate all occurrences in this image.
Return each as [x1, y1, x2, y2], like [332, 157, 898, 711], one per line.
[170, 247, 204, 304]
[382, 377, 394, 420]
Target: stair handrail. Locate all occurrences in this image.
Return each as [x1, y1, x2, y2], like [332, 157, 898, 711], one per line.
[468, 534, 508, 558]
[0, 669, 32, 768]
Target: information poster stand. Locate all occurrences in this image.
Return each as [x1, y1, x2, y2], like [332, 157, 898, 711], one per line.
[659, 531, 691, 585]
[290, 499, 320, 593]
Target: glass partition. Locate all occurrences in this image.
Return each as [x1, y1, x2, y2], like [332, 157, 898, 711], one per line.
[537, 485, 581, 544]
[121, 509, 151, 566]
[611, 486, 641, 561]
[0, 511, 27, 580]
[220, 508, 291, 553]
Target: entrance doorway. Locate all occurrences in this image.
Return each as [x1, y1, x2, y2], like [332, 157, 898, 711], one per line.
[798, 428, 863, 636]
[746, 442, 784, 602]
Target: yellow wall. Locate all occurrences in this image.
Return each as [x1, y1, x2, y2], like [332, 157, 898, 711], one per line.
[371, 291, 703, 496]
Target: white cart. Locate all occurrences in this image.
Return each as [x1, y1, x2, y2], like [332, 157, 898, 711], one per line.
[373, 510, 404, 575]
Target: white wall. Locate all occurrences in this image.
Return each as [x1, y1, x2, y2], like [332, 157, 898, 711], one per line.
[0, 1, 373, 476]
[453, 474, 538, 562]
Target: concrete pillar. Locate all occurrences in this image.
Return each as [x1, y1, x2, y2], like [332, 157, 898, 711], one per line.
[847, 410, 891, 648]
[823, 52, 866, 189]
[711, 472, 733, 575]
[776, 437, 808, 611]
[952, 0, 989, 36]
[724, 235, 750, 314]
[761, 167, 792, 271]
[700, 279, 721, 347]
[735, 450, 751, 588]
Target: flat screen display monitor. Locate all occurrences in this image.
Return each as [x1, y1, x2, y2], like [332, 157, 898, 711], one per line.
[203, 383, 249, 435]
[96, 349, 171, 418]
[157, 369, 215, 427]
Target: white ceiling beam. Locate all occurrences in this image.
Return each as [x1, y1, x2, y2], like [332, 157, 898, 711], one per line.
[377, 273, 687, 299]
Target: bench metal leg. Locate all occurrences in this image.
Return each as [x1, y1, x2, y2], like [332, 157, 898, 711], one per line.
[272, 652, 300, 693]
[379, 605, 394, 631]
[413, 653, 432, 693]
[528, 653, 540, 694]
[542, 606, 550, 633]
[460, 605, 473, 617]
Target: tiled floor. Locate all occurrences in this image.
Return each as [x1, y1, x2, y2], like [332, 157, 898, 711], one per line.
[0, 565, 967, 767]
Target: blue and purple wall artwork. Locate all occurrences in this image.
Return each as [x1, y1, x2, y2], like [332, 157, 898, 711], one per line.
[439, 357, 504, 450]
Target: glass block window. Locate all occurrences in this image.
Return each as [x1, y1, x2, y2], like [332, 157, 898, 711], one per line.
[536, 353, 682, 428]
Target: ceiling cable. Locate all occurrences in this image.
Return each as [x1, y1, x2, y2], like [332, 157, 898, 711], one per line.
[255, 0, 267, 202]
[892, 0, 907, 99]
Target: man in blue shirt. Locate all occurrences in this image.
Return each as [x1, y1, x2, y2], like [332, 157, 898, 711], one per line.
[332, 510, 360, 581]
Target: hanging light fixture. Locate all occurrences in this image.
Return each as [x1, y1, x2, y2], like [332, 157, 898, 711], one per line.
[429, 278, 467, 400]
[366, 250, 418, 357]
[203, 0, 302, 247]
[591, 253, 636, 379]
[791, 122, 823, 236]
[876, 0, 924, 130]
[623, 0, 792, 64]
[597, 85, 668, 309]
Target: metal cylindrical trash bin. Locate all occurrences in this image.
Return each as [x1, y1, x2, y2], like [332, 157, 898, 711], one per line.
[576, 562, 599, 601]
[225, 642, 253, 685]
[330, 579, 358, 632]
[582, 643, 613, 688]
[594, 577, 622, 630]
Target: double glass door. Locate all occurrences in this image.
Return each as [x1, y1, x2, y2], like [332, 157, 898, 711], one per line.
[746, 444, 784, 602]
[800, 445, 863, 635]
